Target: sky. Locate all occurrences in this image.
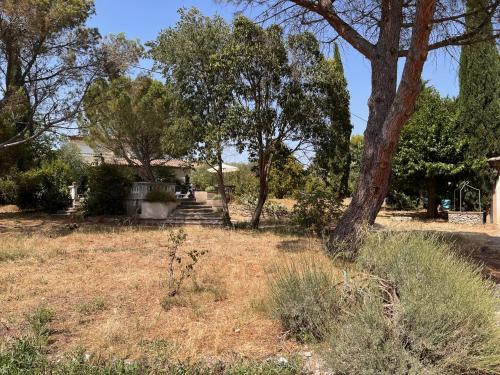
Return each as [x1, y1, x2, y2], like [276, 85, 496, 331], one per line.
[88, 0, 462, 162]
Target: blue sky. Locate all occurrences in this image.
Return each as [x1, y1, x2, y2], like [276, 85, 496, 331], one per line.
[88, 0, 461, 161]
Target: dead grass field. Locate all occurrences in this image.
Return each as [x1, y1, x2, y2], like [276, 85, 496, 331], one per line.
[0, 207, 335, 363]
[1, 204, 499, 366]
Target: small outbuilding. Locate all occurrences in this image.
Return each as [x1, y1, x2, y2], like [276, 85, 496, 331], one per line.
[488, 156, 500, 224]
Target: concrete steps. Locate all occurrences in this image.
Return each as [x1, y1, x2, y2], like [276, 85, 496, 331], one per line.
[162, 198, 224, 225]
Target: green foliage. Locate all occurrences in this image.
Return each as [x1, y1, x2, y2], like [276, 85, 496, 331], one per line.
[190, 167, 215, 191]
[310, 44, 352, 198]
[385, 190, 418, 210]
[324, 231, 500, 374]
[149, 8, 236, 222]
[392, 86, 463, 216]
[0, 175, 17, 204]
[268, 146, 306, 199]
[292, 178, 341, 235]
[457, 0, 500, 158]
[144, 190, 176, 203]
[85, 164, 133, 215]
[83, 76, 190, 182]
[348, 135, 364, 195]
[15, 159, 72, 212]
[56, 141, 89, 184]
[205, 186, 216, 193]
[268, 256, 341, 342]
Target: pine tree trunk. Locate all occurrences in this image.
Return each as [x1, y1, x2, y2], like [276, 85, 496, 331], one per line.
[329, 0, 436, 250]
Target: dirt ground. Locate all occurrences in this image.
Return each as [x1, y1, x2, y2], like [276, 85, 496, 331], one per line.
[0, 206, 332, 362]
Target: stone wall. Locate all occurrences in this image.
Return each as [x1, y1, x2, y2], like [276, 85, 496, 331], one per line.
[448, 211, 484, 225]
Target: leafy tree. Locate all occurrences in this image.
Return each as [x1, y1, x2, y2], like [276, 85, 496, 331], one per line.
[392, 86, 464, 217]
[149, 8, 237, 225]
[268, 144, 306, 199]
[230, 18, 324, 228]
[310, 43, 352, 199]
[82, 76, 189, 182]
[228, 0, 500, 246]
[0, 1, 141, 151]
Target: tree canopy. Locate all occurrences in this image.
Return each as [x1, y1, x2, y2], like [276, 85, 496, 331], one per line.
[0, 0, 142, 151]
[82, 76, 189, 182]
[392, 86, 463, 217]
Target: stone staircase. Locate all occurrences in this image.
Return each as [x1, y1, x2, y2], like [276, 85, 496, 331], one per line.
[163, 199, 223, 225]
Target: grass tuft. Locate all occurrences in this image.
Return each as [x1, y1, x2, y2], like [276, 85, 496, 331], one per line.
[268, 255, 342, 342]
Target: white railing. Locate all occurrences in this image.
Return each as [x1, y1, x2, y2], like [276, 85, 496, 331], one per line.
[128, 182, 176, 200]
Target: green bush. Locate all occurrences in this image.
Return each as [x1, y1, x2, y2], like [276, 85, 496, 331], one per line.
[324, 232, 500, 374]
[292, 179, 341, 235]
[386, 190, 418, 210]
[144, 190, 176, 203]
[15, 160, 72, 212]
[0, 175, 17, 204]
[205, 185, 216, 193]
[85, 164, 133, 215]
[268, 256, 341, 342]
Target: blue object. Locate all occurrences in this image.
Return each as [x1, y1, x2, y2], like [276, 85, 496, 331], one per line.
[441, 199, 451, 210]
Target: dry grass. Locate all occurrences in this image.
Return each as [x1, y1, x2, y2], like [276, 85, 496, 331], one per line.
[0, 211, 330, 363]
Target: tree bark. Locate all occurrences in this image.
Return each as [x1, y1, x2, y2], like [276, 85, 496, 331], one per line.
[216, 150, 232, 226]
[329, 0, 436, 249]
[251, 153, 273, 229]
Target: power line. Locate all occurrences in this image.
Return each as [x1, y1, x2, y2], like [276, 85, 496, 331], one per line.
[352, 112, 368, 122]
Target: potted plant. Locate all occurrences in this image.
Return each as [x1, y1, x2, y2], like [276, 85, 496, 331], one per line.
[140, 190, 178, 219]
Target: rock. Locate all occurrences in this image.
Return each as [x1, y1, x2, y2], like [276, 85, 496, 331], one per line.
[277, 357, 288, 365]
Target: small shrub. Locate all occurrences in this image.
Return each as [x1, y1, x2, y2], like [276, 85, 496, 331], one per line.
[15, 160, 72, 212]
[263, 202, 289, 221]
[324, 231, 500, 374]
[205, 185, 216, 193]
[144, 189, 176, 203]
[85, 164, 133, 215]
[292, 180, 341, 235]
[268, 256, 341, 342]
[165, 229, 207, 298]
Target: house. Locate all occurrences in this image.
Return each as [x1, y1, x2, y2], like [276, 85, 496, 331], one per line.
[488, 156, 500, 224]
[67, 135, 192, 184]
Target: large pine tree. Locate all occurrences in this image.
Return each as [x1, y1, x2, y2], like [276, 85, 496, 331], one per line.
[312, 43, 352, 198]
[458, 0, 500, 158]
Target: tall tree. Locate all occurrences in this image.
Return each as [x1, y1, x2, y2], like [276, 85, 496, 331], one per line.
[392, 86, 464, 217]
[311, 43, 352, 199]
[0, 0, 141, 151]
[458, 0, 500, 158]
[230, 18, 323, 228]
[228, 0, 500, 247]
[149, 8, 237, 225]
[82, 76, 189, 182]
